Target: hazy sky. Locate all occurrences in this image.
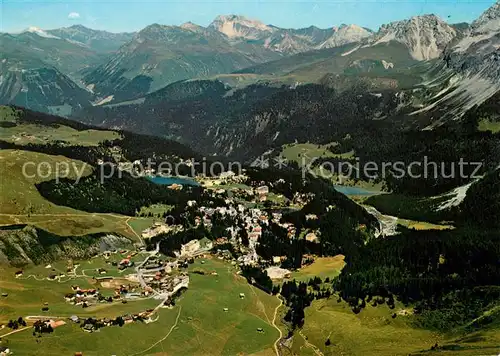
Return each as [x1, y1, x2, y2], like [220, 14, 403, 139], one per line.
[1, 0, 496, 33]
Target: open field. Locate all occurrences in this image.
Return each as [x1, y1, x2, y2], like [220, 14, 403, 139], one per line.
[478, 119, 500, 133]
[137, 203, 173, 218]
[0, 105, 120, 146]
[296, 298, 439, 356]
[0, 123, 120, 147]
[397, 218, 454, 231]
[0, 150, 92, 215]
[281, 143, 385, 191]
[0, 258, 281, 356]
[127, 217, 156, 236]
[281, 142, 353, 167]
[291, 255, 345, 282]
[294, 296, 500, 356]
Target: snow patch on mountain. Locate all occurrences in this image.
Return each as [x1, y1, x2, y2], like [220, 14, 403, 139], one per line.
[24, 26, 60, 39]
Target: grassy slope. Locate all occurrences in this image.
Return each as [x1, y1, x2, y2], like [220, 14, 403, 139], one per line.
[297, 297, 500, 356]
[1, 258, 280, 356]
[0, 149, 137, 239]
[281, 142, 383, 191]
[478, 119, 500, 133]
[291, 255, 345, 282]
[0, 107, 145, 239]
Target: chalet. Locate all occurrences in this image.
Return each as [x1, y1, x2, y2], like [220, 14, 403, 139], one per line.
[256, 186, 269, 195]
[82, 324, 95, 333]
[305, 232, 319, 243]
[168, 183, 183, 190]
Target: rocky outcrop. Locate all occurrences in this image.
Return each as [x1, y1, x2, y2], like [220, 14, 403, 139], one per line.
[318, 24, 373, 49]
[372, 15, 457, 60]
[0, 225, 133, 266]
[445, 1, 500, 82]
[208, 15, 275, 39]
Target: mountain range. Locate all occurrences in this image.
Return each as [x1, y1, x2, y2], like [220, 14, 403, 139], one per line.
[0, 3, 499, 141]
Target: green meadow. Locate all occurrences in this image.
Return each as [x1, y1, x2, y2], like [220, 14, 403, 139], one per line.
[0, 258, 281, 356]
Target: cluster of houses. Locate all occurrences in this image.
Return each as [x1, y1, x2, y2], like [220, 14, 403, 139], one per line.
[135, 255, 191, 302]
[79, 308, 156, 333]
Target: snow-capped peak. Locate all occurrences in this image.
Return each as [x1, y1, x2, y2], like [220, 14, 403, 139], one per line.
[24, 26, 61, 39]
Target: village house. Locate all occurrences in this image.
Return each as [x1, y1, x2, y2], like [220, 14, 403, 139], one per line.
[305, 232, 319, 243]
[256, 185, 269, 195]
[168, 183, 183, 190]
[219, 170, 235, 180]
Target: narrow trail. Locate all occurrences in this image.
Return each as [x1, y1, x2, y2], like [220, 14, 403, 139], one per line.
[298, 329, 324, 356]
[247, 281, 272, 324]
[129, 305, 182, 356]
[125, 216, 144, 244]
[271, 296, 284, 356]
[0, 326, 30, 338]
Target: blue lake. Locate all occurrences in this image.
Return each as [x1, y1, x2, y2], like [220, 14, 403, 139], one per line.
[147, 176, 200, 186]
[333, 185, 381, 196]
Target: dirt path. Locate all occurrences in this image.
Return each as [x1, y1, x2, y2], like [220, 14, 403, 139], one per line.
[271, 296, 284, 356]
[129, 305, 182, 356]
[298, 329, 324, 356]
[0, 326, 30, 338]
[125, 216, 144, 244]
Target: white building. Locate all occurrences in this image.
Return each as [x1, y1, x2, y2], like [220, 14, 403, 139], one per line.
[181, 239, 201, 255]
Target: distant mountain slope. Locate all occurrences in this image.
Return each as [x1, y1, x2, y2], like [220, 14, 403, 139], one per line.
[46, 24, 135, 53]
[0, 31, 103, 114]
[0, 66, 92, 116]
[207, 15, 372, 54]
[409, 1, 500, 126]
[370, 14, 457, 60]
[81, 23, 282, 100]
[234, 41, 419, 87]
[1, 32, 102, 79]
